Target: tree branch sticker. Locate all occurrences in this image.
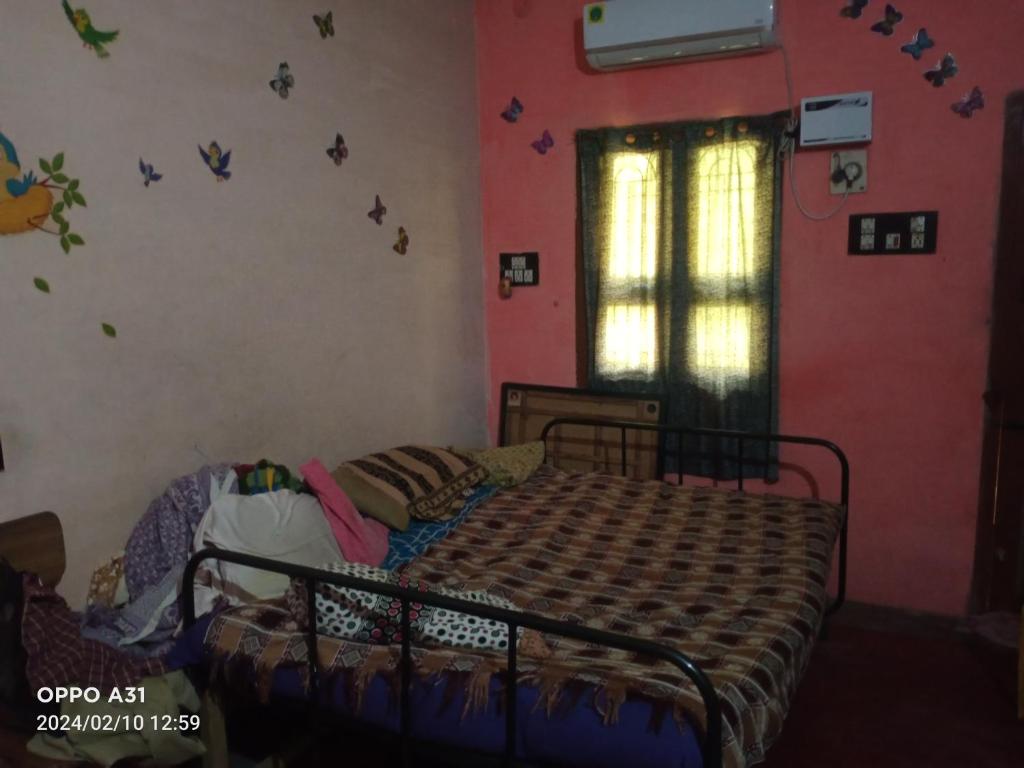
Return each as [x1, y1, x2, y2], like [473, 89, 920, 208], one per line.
[62, 1, 119, 59]
[1, 131, 113, 337]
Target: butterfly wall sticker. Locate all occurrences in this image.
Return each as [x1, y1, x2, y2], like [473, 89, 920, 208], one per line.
[870, 3, 902, 36]
[924, 53, 958, 87]
[368, 195, 386, 225]
[138, 157, 162, 187]
[393, 226, 409, 255]
[951, 86, 984, 118]
[269, 62, 294, 99]
[326, 133, 348, 165]
[500, 96, 523, 123]
[313, 11, 334, 38]
[900, 28, 933, 60]
[839, 0, 869, 19]
[531, 129, 554, 155]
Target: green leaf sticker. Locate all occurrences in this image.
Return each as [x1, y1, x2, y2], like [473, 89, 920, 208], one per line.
[51, 212, 66, 226]
[33, 277, 51, 293]
[51, 173, 68, 184]
[39, 158, 52, 175]
[63, 190, 73, 208]
[101, 323, 117, 338]
[52, 153, 64, 172]
[59, 221, 70, 235]
[67, 233, 83, 246]
[68, 179, 80, 192]
[60, 236, 70, 254]
[72, 192, 86, 207]
[52, 201, 65, 214]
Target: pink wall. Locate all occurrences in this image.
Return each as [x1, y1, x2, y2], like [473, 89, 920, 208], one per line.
[476, 0, 1024, 615]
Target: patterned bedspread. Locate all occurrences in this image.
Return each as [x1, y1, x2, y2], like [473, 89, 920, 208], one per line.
[202, 466, 843, 768]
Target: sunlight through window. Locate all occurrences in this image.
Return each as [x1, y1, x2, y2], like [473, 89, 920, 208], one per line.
[689, 143, 758, 392]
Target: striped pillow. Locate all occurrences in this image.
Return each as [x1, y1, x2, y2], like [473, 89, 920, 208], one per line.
[333, 446, 487, 528]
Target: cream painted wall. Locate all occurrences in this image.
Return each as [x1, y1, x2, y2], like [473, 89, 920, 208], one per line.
[0, 1, 486, 606]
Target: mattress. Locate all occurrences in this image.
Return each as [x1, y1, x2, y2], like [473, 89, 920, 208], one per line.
[175, 465, 843, 768]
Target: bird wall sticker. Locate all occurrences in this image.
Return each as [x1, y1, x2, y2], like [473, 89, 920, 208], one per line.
[61, 1, 118, 58]
[138, 158, 162, 187]
[198, 142, 232, 181]
[0, 132, 112, 336]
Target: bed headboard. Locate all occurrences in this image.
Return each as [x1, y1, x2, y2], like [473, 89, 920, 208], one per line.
[0, 512, 65, 588]
[498, 382, 664, 480]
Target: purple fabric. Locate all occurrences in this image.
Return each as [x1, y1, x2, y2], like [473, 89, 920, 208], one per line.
[82, 465, 235, 653]
[124, 464, 234, 598]
[168, 617, 703, 768]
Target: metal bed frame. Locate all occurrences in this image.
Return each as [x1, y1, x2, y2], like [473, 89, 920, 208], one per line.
[182, 418, 850, 768]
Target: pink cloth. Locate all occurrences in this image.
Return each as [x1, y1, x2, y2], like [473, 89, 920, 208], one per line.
[300, 458, 389, 566]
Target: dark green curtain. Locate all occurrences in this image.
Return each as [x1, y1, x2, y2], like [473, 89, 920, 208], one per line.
[578, 113, 786, 480]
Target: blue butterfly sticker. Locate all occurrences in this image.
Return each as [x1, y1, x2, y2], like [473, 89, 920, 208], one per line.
[900, 28, 934, 60]
[500, 96, 524, 123]
[138, 157, 162, 187]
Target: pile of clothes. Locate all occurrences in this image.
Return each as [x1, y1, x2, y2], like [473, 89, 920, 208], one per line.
[6, 457, 390, 766]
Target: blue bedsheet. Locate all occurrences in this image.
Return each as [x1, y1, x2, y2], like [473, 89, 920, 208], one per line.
[382, 484, 498, 570]
[167, 615, 703, 768]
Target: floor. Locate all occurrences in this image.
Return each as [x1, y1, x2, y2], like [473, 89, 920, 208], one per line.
[1, 608, 1022, 767]
[764, 610, 1024, 768]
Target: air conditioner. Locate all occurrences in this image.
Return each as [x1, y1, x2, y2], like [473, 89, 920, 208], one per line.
[582, 0, 777, 71]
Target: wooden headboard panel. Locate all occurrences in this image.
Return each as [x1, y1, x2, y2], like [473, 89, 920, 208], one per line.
[498, 382, 664, 480]
[0, 512, 65, 588]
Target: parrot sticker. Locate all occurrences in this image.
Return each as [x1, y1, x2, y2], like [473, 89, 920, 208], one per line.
[62, 1, 119, 59]
[0, 131, 114, 337]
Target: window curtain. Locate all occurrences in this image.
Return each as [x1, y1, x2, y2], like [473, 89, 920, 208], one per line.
[578, 114, 786, 480]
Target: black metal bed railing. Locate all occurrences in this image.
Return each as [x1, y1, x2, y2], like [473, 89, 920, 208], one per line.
[538, 417, 850, 614]
[182, 548, 724, 768]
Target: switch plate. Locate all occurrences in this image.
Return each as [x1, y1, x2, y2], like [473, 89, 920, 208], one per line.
[830, 150, 868, 195]
[848, 211, 938, 255]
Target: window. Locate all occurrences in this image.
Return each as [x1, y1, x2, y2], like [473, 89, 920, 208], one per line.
[578, 118, 782, 478]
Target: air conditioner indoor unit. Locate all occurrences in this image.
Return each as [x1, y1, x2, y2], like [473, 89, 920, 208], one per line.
[582, 0, 777, 71]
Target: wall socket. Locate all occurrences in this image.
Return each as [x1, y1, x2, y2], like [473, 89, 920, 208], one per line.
[829, 149, 867, 195]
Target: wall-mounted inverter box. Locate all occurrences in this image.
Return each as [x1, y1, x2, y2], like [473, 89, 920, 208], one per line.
[799, 91, 872, 148]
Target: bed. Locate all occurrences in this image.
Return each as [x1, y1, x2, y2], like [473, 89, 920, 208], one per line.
[178, 385, 849, 768]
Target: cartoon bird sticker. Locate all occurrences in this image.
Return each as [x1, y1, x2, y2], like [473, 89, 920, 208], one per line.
[0, 131, 37, 203]
[62, 1, 119, 59]
[138, 158, 162, 187]
[198, 142, 232, 181]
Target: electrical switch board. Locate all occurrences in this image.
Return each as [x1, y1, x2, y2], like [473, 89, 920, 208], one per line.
[848, 211, 938, 255]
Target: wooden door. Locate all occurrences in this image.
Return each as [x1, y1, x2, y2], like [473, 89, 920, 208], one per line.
[972, 91, 1024, 613]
